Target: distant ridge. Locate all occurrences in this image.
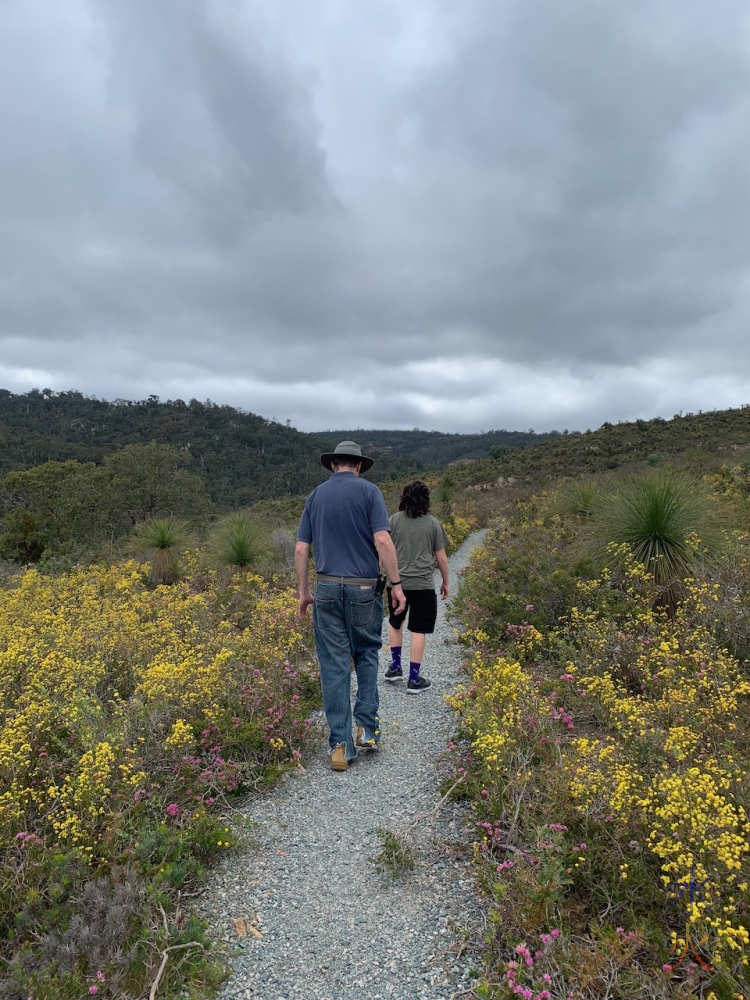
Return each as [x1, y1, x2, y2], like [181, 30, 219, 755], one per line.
[0, 389, 554, 508]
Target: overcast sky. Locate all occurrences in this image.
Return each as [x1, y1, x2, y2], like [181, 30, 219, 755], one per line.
[2, 0, 750, 432]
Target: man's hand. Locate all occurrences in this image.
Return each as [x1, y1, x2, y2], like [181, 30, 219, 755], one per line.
[373, 531, 405, 613]
[390, 583, 407, 615]
[295, 540, 314, 619]
[440, 581, 450, 600]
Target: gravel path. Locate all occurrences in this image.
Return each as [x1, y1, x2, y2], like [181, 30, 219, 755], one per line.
[196, 532, 486, 1000]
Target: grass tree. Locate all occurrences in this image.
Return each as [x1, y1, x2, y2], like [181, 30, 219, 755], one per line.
[211, 511, 268, 570]
[554, 478, 603, 520]
[438, 473, 455, 517]
[134, 517, 189, 585]
[593, 471, 725, 605]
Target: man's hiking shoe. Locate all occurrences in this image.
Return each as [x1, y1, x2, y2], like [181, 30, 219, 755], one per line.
[356, 726, 380, 750]
[331, 744, 348, 771]
[384, 667, 403, 682]
[406, 677, 432, 694]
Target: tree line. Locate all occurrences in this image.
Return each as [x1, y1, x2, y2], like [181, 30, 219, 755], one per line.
[0, 389, 553, 509]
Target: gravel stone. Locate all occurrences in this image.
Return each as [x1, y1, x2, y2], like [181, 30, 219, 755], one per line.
[194, 533, 486, 1000]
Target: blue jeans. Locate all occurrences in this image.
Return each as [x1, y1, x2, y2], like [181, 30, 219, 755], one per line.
[313, 581, 383, 761]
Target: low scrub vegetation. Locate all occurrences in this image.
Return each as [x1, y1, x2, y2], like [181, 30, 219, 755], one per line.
[0, 557, 317, 998]
[450, 470, 750, 998]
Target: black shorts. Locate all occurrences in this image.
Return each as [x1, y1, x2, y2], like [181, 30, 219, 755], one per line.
[387, 587, 438, 634]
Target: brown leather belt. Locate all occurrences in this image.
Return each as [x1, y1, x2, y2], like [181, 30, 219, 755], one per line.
[316, 574, 378, 585]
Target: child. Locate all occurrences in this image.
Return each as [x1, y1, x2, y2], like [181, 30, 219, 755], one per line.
[385, 481, 450, 693]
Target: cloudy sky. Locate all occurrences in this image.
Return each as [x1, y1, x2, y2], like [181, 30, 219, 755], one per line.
[2, 0, 750, 432]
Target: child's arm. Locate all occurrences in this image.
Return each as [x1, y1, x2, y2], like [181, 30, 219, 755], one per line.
[435, 548, 450, 600]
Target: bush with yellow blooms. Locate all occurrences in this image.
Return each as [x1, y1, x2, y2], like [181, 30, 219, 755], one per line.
[0, 557, 317, 998]
[452, 496, 750, 999]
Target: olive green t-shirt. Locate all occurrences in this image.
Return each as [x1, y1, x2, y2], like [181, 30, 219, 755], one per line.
[388, 511, 450, 590]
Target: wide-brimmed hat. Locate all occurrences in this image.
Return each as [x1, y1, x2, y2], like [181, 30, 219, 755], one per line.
[320, 440, 374, 473]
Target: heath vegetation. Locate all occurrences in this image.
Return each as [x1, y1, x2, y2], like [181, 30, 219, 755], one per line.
[0, 555, 318, 999]
[450, 466, 750, 999]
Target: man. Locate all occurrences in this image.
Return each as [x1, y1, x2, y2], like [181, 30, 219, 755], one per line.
[296, 441, 406, 772]
[384, 480, 450, 694]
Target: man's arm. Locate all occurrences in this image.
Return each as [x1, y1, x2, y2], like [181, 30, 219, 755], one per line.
[295, 541, 314, 617]
[373, 530, 406, 614]
[435, 548, 450, 600]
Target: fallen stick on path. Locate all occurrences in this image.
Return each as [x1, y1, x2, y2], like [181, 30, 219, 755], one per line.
[404, 774, 466, 832]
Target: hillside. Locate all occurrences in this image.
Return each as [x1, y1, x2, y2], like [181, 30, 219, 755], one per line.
[450, 405, 750, 514]
[320, 427, 550, 473]
[249, 408, 750, 532]
[0, 389, 553, 508]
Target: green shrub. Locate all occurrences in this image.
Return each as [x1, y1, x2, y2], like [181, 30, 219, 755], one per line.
[453, 500, 586, 641]
[552, 478, 603, 520]
[370, 828, 415, 878]
[210, 511, 268, 570]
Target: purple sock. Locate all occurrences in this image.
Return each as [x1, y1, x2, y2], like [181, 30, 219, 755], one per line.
[409, 661, 421, 684]
[391, 647, 402, 670]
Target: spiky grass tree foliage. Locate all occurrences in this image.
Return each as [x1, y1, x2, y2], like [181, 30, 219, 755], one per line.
[212, 511, 268, 570]
[594, 471, 724, 593]
[554, 478, 603, 520]
[438, 473, 455, 517]
[134, 517, 189, 585]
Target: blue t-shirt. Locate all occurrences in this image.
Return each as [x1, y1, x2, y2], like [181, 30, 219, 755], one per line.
[297, 472, 390, 578]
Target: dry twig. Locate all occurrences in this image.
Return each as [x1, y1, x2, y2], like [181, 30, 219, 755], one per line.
[147, 942, 205, 1000]
[404, 774, 467, 832]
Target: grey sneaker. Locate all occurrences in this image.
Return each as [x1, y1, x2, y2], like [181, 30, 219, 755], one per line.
[406, 676, 432, 694]
[384, 667, 403, 682]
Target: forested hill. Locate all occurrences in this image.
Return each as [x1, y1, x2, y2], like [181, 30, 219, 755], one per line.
[321, 428, 546, 470]
[0, 389, 553, 508]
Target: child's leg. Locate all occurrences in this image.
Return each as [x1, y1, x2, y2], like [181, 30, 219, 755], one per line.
[408, 631, 426, 666]
[408, 632, 426, 682]
[388, 624, 403, 671]
[386, 588, 407, 676]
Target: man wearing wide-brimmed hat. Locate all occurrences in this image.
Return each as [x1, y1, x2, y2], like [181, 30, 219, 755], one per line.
[295, 441, 406, 772]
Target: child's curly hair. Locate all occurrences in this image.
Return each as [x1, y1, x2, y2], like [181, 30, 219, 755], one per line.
[399, 480, 431, 518]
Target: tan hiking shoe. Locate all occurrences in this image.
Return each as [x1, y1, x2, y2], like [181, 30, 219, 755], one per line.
[356, 726, 379, 750]
[331, 744, 348, 771]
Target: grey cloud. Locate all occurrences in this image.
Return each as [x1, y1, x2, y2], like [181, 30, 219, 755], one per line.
[0, 0, 340, 336]
[2, 0, 750, 432]
[94, 0, 333, 239]
[403, 0, 750, 365]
